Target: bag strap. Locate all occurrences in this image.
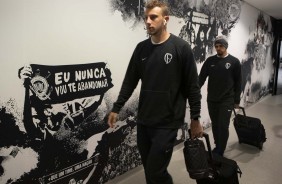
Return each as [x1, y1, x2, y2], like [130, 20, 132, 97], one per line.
[203, 132, 213, 161]
[237, 165, 242, 177]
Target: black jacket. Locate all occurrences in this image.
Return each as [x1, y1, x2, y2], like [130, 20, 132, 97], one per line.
[199, 54, 242, 104]
[112, 34, 201, 128]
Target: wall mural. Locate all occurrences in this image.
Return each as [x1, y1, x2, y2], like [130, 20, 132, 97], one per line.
[240, 13, 274, 107]
[0, 1, 274, 184]
[0, 63, 185, 183]
[0, 62, 146, 184]
[110, 0, 241, 63]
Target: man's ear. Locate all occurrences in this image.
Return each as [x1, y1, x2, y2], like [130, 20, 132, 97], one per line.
[164, 16, 169, 25]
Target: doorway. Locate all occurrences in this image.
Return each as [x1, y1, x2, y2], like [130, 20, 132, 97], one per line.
[275, 40, 282, 95]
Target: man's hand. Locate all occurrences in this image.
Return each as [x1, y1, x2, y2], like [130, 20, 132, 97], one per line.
[107, 112, 118, 128]
[190, 119, 203, 138]
[19, 65, 33, 79]
[234, 104, 240, 109]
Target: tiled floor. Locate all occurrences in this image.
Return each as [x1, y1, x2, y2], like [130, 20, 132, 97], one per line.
[106, 94, 282, 184]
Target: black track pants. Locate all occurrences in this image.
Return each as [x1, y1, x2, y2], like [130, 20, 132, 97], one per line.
[208, 102, 233, 155]
[137, 124, 178, 184]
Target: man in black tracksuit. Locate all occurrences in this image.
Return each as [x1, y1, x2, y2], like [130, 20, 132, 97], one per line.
[107, 1, 203, 183]
[199, 35, 242, 156]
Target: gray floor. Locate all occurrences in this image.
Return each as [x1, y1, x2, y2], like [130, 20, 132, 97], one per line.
[106, 94, 282, 184]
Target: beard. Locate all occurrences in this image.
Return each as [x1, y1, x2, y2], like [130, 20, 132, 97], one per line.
[217, 51, 224, 56]
[147, 28, 157, 36]
[216, 49, 227, 57]
[146, 25, 164, 36]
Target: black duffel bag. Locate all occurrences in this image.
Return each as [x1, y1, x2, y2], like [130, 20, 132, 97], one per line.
[183, 130, 212, 180]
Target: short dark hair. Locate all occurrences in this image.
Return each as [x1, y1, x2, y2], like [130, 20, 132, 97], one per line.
[145, 0, 169, 16]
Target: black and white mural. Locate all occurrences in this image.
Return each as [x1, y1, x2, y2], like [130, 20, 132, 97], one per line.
[1, 63, 142, 183]
[240, 13, 274, 107]
[110, 0, 241, 63]
[0, 0, 274, 183]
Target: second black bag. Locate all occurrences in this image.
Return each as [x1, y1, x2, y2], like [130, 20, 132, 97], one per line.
[194, 133, 242, 184]
[196, 153, 242, 184]
[233, 107, 266, 149]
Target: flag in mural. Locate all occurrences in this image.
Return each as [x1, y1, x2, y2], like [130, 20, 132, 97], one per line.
[22, 63, 113, 141]
[0, 62, 143, 184]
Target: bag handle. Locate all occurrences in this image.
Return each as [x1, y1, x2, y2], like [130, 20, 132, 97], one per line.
[233, 106, 246, 116]
[187, 129, 213, 161]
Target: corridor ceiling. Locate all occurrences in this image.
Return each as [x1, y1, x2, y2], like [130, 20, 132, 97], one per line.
[244, 0, 282, 20]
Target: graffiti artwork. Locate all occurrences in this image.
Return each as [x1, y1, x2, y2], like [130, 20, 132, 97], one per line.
[240, 13, 274, 106]
[109, 0, 241, 63]
[0, 63, 143, 184]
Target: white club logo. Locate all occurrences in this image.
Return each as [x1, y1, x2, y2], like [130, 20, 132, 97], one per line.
[30, 75, 52, 100]
[225, 63, 231, 69]
[164, 53, 173, 64]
